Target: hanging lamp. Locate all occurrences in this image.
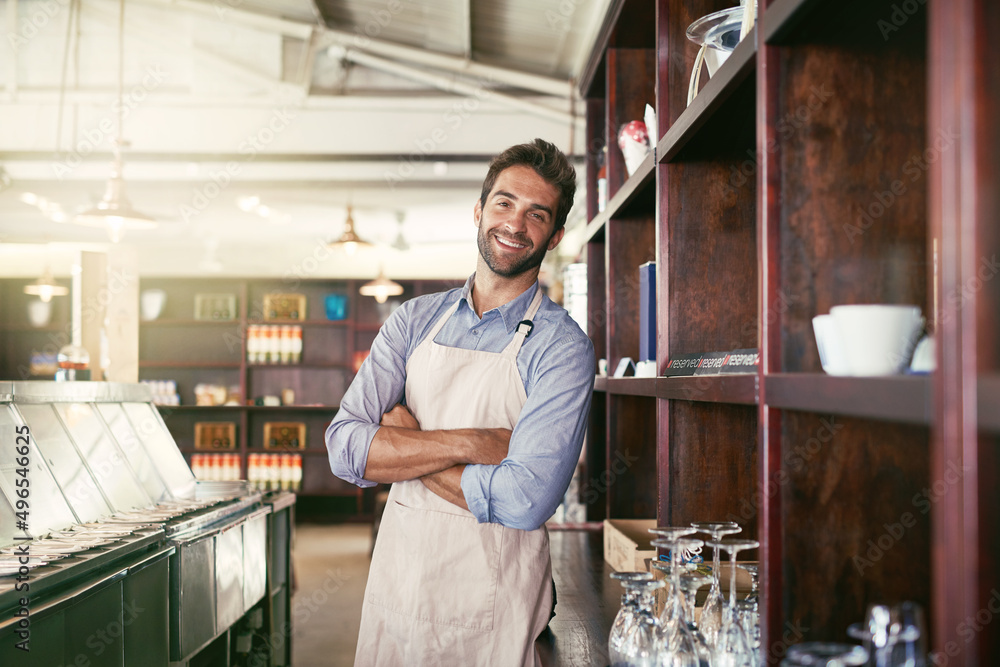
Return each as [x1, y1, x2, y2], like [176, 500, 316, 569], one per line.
[359, 266, 403, 304]
[74, 0, 156, 242]
[328, 206, 371, 255]
[24, 266, 69, 303]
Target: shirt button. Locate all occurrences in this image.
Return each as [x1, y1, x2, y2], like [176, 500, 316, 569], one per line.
[472, 330, 478, 335]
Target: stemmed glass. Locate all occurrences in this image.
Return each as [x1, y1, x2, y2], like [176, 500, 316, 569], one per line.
[648, 526, 699, 627]
[707, 538, 759, 667]
[609, 571, 654, 666]
[692, 521, 742, 647]
[677, 568, 713, 663]
[652, 536, 710, 667]
[619, 578, 666, 667]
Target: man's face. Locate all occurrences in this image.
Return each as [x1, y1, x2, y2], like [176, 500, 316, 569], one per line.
[474, 165, 565, 278]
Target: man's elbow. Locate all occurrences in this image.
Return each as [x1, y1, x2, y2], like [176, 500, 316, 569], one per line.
[494, 504, 553, 531]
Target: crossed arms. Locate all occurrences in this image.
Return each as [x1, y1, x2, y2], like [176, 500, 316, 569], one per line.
[363, 404, 511, 510]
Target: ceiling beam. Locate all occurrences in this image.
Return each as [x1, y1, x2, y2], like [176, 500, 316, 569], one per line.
[329, 46, 583, 128]
[318, 28, 574, 99]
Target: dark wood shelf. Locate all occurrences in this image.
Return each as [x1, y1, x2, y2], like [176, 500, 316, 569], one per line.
[979, 374, 1000, 434]
[257, 319, 350, 327]
[766, 374, 932, 425]
[139, 361, 241, 369]
[657, 374, 757, 405]
[761, 0, 825, 43]
[158, 405, 245, 411]
[602, 376, 658, 397]
[247, 448, 328, 455]
[656, 26, 757, 164]
[583, 152, 655, 244]
[158, 405, 338, 412]
[354, 322, 384, 333]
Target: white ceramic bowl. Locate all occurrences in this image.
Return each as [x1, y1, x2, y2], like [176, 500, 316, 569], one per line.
[829, 304, 924, 376]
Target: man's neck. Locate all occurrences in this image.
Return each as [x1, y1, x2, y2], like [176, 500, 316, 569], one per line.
[470, 262, 539, 318]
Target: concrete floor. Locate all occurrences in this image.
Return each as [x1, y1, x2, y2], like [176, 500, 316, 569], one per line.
[290, 523, 372, 667]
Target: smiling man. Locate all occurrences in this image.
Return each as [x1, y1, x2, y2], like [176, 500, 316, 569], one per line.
[326, 139, 595, 666]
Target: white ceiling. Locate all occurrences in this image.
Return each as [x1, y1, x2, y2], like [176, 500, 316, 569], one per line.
[0, 0, 607, 280]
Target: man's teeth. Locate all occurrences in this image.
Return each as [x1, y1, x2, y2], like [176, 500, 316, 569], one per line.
[496, 236, 526, 249]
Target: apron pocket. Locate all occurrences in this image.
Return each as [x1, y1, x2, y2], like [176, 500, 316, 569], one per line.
[368, 499, 502, 632]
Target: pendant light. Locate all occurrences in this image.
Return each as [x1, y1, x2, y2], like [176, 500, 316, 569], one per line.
[328, 206, 371, 255]
[24, 265, 70, 303]
[75, 0, 156, 242]
[359, 266, 403, 304]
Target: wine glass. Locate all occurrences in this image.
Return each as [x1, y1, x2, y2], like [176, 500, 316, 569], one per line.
[677, 568, 713, 663]
[782, 642, 869, 666]
[692, 521, 742, 647]
[707, 538, 759, 667]
[735, 598, 760, 660]
[653, 536, 709, 667]
[648, 526, 699, 627]
[609, 571, 654, 666]
[739, 563, 759, 603]
[619, 578, 666, 667]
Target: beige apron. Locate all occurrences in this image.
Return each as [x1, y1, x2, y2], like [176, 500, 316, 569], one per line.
[355, 290, 551, 667]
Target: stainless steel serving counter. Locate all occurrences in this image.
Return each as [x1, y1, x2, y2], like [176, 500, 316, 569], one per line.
[0, 382, 295, 667]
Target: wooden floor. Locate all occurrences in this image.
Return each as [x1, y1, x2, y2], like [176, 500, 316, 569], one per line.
[291, 523, 619, 666]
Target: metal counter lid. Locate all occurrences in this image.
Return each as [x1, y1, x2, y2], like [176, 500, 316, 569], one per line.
[0, 381, 153, 403]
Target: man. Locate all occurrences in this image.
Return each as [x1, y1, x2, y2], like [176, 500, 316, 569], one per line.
[326, 138, 595, 666]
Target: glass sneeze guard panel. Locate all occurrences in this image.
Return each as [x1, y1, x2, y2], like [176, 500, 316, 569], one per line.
[0, 404, 78, 543]
[18, 404, 113, 523]
[121, 403, 195, 499]
[53, 403, 152, 512]
[96, 403, 171, 503]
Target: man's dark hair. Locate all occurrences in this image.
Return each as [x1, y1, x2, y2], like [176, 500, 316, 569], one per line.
[479, 139, 577, 232]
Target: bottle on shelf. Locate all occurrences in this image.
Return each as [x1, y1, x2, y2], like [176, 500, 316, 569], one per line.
[279, 325, 292, 364]
[280, 455, 292, 490]
[291, 455, 302, 492]
[290, 326, 302, 364]
[248, 453, 260, 488]
[268, 326, 281, 364]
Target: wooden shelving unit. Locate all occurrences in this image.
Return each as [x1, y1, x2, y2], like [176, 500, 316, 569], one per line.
[135, 276, 460, 505]
[581, 0, 998, 662]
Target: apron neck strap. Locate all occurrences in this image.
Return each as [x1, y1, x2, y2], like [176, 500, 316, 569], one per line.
[424, 299, 462, 343]
[503, 288, 544, 358]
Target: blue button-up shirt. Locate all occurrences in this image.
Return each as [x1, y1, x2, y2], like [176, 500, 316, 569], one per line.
[325, 274, 595, 531]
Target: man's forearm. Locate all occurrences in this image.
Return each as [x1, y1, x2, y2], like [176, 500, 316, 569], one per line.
[361, 427, 508, 484]
[420, 465, 468, 510]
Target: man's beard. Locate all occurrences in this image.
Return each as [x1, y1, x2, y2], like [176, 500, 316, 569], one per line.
[477, 226, 553, 278]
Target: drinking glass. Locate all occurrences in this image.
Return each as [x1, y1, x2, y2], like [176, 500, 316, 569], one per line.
[739, 563, 759, 603]
[609, 571, 655, 666]
[654, 536, 710, 667]
[692, 521, 742, 648]
[619, 578, 666, 667]
[648, 526, 699, 628]
[782, 642, 869, 666]
[847, 603, 922, 667]
[735, 598, 760, 653]
[707, 538, 759, 667]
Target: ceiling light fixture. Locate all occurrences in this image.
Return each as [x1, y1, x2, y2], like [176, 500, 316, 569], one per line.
[74, 0, 156, 243]
[328, 206, 371, 255]
[24, 265, 69, 303]
[359, 266, 403, 304]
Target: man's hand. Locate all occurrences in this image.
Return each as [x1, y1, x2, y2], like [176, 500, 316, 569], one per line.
[380, 404, 420, 430]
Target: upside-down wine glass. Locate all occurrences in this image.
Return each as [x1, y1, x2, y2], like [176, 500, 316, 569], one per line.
[620, 578, 666, 667]
[609, 571, 654, 666]
[677, 568, 713, 665]
[692, 521, 741, 648]
[707, 538, 759, 667]
[652, 536, 709, 667]
[648, 526, 699, 628]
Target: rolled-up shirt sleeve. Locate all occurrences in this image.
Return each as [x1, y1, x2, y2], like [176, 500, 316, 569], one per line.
[461, 335, 595, 531]
[325, 303, 412, 487]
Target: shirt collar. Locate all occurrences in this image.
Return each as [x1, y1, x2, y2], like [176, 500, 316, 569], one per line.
[459, 273, 540, 333]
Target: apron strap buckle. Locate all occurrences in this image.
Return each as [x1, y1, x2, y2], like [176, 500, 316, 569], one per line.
[517, 320, 534, 338]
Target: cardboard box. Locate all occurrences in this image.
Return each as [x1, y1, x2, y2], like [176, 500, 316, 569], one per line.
[603, 519, 657, 572]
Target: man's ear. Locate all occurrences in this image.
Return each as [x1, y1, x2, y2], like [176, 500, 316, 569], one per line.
[547, 226, 565, 251]
[473, 199, 483, 228]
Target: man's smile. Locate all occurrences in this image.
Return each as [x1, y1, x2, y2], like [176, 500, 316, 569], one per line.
[493, 233, 529, 251]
